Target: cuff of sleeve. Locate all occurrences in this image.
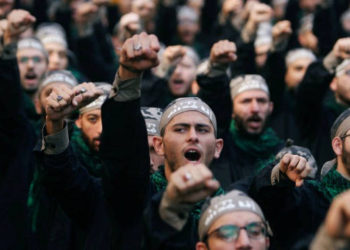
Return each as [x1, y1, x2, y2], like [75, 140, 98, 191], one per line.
[42, 124, 69, 155]
[323, 52, 341, 74]
[271, 39, 288, 53]
[159, 191, 193, 231]
[310, 224, 350, 250]
[197, 59, 229, 77]
[1, 42, 17, 59]
[76, 23, 94, 37]
[271, 163, 288, 185]
[110, 72, 142, 102]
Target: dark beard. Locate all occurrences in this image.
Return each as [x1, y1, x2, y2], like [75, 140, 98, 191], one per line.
[81, 132, 99, 153]
[341, 141, 350, 166]
[337, 93, 350, 107]
[24, 87, 38, 95]
[234, 114, 267, 138]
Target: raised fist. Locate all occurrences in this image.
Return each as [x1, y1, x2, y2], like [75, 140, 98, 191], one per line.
[248, 3, 273, 25]
[163, 45, 186, 65]
[332, 38, 350, 60]
[4, 9, 35, 44]
[73, 2, 98, 26]
[272, 20, 292, 45]
[46, 82, 103, 122]
[165, 163, 220, 204]
[209, 40, 237, 65]
[119, 32, 160, 76]
[222, 0, 243, 17]
[279, 153, 312, 187]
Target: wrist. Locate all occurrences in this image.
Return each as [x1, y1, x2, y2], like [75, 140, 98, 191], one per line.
[3, 31, 17, 46]
[45, 117, 64, 135]
[76, 22, 94, 37]
[118, 63, 143, 80]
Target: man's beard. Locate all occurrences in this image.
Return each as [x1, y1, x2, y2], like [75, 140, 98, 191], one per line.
[337, 93, 350, 107]
[81, 132, 100, 153]
[341, 142, 350, 169]
[234, 113, 267, 138]
[24, 87, 38, 95]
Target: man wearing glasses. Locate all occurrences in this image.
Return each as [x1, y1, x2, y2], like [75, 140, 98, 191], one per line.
[196, 190, 271, 250]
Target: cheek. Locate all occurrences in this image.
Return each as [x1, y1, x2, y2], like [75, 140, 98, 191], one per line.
[261, 104, 272, 117]
[36, 63, 47, 74]
[62, 57, 68, 68]
[18, 64, 26, 76]
[184, 70, 196, 83]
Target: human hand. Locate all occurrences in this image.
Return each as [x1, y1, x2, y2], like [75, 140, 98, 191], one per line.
[165, 163, 220, 204]
[209, 40, 237, 65]
[279, 153, 312, 187]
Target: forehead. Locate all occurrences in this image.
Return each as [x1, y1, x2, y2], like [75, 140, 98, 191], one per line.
[234, 89, 269, 101]
[288, 57, 313, 68]
[255, 44, 271, 54]
[209, 211, 262, 231]
[44, 42, 67, 52]
[166, 111, 213, 127]
[17, 48, 46, 58]
[82, 109, 102, 117]
[180, 55, 196, 67]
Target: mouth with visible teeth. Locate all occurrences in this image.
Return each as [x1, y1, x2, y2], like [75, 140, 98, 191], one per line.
[184, 149, 201, 162]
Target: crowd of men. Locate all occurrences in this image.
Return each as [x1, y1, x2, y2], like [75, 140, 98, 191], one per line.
[3, 0, 350, 249]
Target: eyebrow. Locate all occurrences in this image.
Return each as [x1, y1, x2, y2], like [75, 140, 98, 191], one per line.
[172, 123, 212, 129]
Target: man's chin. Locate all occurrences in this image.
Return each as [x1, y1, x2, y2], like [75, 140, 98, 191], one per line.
[23, 86, 38, 94]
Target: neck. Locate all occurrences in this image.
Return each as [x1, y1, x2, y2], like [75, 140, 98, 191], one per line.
[336, 157, 350, 179]
[164, 163, 172, 181]
[25, 90, 36, 102]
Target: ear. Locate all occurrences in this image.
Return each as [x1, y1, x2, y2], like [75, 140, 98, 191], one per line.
[195, 242, 208, 250]
[75, 115, 82, 129]
[153, 136, 165, 156]
[214, 138, 224, 159]
[330, 77, 337, 92]
[34, 96, 42, 115]
[332, 137, 343, 156]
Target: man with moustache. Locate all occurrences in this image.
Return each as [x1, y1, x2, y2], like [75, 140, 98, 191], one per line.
[71, 83, 111, 177]
[40, 32, 225, 250]
[197, 40, 283, 189]
[141, 44, 200, 108]
[196, 190, 272, 250]
[242, 108, 350, 249]
[3, 9, 46, 122]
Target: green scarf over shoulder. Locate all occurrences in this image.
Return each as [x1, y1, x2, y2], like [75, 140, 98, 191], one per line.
[309, 164, 350, 202]
[324, 94, 348, 117]
[70, 125, 103, 178]
[229, 119, 282, 171]
[150, 166, 224, 221]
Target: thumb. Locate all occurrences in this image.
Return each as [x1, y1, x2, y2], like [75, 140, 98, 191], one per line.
[295, 178, 304, 187]
[72, 95, 82, 106]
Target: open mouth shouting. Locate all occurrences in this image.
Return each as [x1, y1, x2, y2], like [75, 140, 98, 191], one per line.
[246, 115, 263, 130]
[184, 148, 201, 162]
[24, 71, 38, 87]
[172, 78, 184, 85]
